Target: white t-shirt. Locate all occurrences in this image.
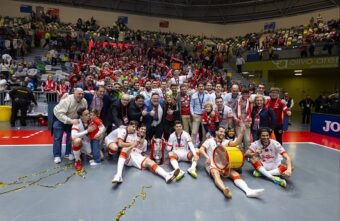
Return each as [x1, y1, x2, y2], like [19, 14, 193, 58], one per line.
[167, 131, 192, 151]
[117, 127, 138, 144]
[201, 138, 230, 167]
[132, 139, 147, 154]
[214, 105, 234, 128]
[248, 139, 286, 167]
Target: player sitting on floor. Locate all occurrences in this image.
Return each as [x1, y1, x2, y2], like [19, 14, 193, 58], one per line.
[104, 121, 139, 158]
[167, 121, 199, 180]
[245, 127, 293, 188]
[111, 124, 180, 184]
[200, 126, 265, 198]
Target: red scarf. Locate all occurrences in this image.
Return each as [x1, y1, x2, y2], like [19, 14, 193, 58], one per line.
[236, 97, 252, 121]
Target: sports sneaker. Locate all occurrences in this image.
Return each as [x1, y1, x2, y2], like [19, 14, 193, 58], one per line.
[89, 160, 101, 167]
[176, 170, 185, 181]
[64, 154, 75, 161]
[223, 188, 232, 199]
[187, 167, 198, 179]
[273, 176, 287, 188]
[74, 160, 82, 171]
[253, 170, 262, 177]
[246, 188, 265, 198]
[54, 157, 61, 164]
[165, 168, 180, 183]
[112, 174, 123, 184]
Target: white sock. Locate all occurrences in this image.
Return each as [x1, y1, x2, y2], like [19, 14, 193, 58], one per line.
[268, 168, 281, 176]
[170, 159, 179, 169]
[234, 179, 264, 197]
[258, 166, 276, 181]
[190, 160, 197, 169]
[155, 166, 168, 179]
[234, 179, 251, 194]
[116, 157, 126, 177]
[73, 150, 81, 161]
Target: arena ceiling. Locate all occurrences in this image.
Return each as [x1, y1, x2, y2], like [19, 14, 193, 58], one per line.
[24, 0, 340, 24]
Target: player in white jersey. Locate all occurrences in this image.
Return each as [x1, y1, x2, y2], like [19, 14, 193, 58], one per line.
[71, 108, 97, 171]
[245, 128, 293, 188]
[167, 121, 199, 180]
[105, 121, 141, 155]
[200, 126, 264, 199]
[112, 124, 180, 184]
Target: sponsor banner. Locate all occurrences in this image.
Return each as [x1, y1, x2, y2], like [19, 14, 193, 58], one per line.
[244, 56, 339, 71]
[264, 22, 275, 31]
[47, 8, 59, 17]
[118, 16, 128, 24]
[311, 113, 340, 138]
[20, 5, 32, 13]
[159, 20, 169, 28]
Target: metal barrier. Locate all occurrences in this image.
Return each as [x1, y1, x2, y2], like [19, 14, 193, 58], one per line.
[1, 90, 60, 126]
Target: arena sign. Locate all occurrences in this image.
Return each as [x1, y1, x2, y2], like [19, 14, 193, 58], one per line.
[311, 113, 340, 138]
[244, 56, 339, 71]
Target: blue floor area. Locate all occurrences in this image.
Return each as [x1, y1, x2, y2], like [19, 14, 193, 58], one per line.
[0, 143, 339, 221]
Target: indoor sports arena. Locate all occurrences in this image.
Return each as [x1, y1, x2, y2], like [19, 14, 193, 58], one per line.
[0, 0, 339, 221]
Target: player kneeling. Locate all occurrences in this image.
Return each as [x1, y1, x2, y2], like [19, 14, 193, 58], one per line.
[111, 124, 180, 184]
[245, 128, 293, 188]
[200, 126, 264, 199]
[167, 121, 199, 181]
[72, 108, 104, 171]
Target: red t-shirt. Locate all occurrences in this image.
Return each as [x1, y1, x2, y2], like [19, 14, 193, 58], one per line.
[202, 111, 220, 131]
[88, 117, 103, 140]
[266, 98, 288, 125]
[180, 95, 190, 116]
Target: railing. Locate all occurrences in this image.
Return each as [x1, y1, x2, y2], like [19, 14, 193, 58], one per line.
[0, 90, 60, 118]
[242, 42, 339, 62]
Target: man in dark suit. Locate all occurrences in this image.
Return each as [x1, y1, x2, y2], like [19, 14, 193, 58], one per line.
[110, 94, 130, 130]
[128, 94, 145, 125]
[143, 93, 164, 139]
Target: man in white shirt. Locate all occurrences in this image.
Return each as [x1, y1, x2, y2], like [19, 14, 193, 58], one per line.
[71, 108, 98, 171]
[245, 128, 293, 188]
[111, 124, 179, 184]
[214, 96, 234, 129]
[53, 88, 88, 164]
[200, 126, 264, 199]
[170, 67, 193, 85]
[250, 84, 270, 103]
[167, 121, 199, 180]
[224, 84, 240, 111]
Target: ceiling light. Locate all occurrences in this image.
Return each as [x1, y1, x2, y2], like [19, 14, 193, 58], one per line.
[249, 74, 255, 77]
[294, 70, 303, 72]
[242, 72, 249, 74]
[294, 73, 302, 76]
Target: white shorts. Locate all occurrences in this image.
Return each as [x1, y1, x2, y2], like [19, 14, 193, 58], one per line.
[125, 151, 147, 170]
[104, 136, 117, 147]
[172, 149, 192, 162]
[205, 163, 219, 176]
[262, 161, 282, 171]
[81, 141, 92, 155]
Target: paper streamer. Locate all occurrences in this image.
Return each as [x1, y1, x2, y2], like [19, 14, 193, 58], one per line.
[115, 185, 152, 221]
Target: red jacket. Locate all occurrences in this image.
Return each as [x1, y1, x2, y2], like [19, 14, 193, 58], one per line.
[266, 98, 289, 125]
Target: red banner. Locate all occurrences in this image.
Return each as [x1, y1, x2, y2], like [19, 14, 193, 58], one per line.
[159, 20, 169, 28]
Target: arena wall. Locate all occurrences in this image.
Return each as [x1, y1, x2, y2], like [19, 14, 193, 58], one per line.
[1, 0, 339, 38]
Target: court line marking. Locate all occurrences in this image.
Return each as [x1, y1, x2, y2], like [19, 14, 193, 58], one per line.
[284, 142, 340, 152]
[0, 130, 44, 139]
